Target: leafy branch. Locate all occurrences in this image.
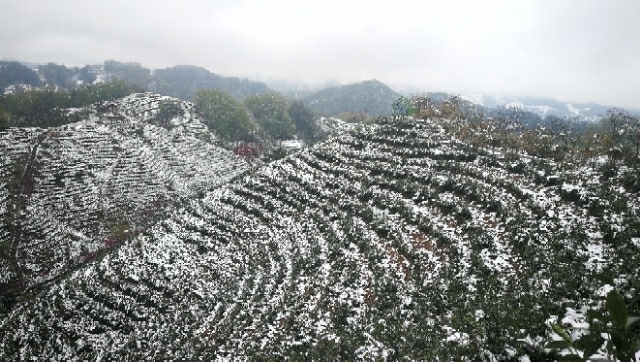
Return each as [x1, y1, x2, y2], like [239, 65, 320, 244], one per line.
[546, 290, 640, 361]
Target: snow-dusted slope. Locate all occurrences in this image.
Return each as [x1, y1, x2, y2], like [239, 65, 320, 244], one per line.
[0, 93, 248, 301]
[1, 116, 637, 360]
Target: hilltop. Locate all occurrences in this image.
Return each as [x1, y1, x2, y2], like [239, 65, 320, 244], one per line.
[1, 100, 638, 359]
[302, 79, 401, 118]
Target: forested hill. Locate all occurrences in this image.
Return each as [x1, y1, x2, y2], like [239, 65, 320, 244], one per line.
[0, 60, 271, 101]
[1, 110, 638, 360]
[0, 61, 42, 90]
[104, 62, 272, 101]
[147, 65, 271, 100]
[303, 79, 401, 117]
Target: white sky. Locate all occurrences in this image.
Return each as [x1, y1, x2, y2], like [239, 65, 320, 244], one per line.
[1, 0, 639, 108]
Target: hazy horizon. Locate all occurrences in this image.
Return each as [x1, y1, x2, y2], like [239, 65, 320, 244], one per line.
[1, 0, 639, 109]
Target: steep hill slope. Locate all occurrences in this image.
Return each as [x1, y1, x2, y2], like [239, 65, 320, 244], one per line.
[303, 79, 400, 117]
[0, 93, 248, 311]
[1, 116, 638, 360]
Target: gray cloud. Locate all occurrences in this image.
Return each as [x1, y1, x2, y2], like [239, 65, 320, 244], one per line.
[1, 0, 639, 108]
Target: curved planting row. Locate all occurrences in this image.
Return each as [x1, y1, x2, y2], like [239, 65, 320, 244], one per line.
[0, 94, 248, 309]
[1, 116, 638, 360]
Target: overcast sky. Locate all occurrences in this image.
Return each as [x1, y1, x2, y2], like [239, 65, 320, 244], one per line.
[1, 0, 639, 108]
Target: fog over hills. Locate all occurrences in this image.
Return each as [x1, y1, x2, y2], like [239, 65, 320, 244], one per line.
[2, 58, 636, 123]
[461, 94, 628, 122]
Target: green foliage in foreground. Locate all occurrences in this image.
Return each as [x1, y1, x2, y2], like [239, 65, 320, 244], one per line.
[195, 89, 255, 141]
[546, 290, 640, 361]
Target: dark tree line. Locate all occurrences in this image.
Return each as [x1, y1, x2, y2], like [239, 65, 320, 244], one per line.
[0, 80, 142, 128]
[0, 61, 41, 90]
[38, 63, 97, 88]
[0, 61, 99, 91]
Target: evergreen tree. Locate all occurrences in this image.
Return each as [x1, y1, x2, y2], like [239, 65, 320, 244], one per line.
[244, 91, 295, 139]
[39, 63, 74, 88]
[288, 99, 321, 142]
[76, 65, 97, 84]
[195, 89, 255, 141]
[0, 106, 9, 128]
[0, 61, 41, 89]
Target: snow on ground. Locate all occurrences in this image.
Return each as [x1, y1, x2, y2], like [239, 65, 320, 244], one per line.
[1, 113, 638, 360]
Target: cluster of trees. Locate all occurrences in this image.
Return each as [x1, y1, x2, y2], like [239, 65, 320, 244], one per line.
[195, 89, 322, 143]
[150, 65, 270, 100]
[1, 69, 321, 146]
[0, 80, 142, 128]
[195, 89, 255, 141]
[101, 61, 270, 101]
[0, 61, 100, 91]
[1, 60, 272, 103]
[39, 63, 96, 88]
[103, 60, 151, 89]
[244, 92, 295, 139]
[0, 61, 41, 90]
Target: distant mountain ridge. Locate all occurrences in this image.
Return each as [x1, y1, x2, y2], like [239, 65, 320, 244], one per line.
[3, 59, 636, 121]
[101, 61, 272, 101]
[0, 60, 272, 101]
[462, 94, 627, 121]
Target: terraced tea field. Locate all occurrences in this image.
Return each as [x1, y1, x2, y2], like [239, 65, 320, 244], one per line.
[0, 93, 248, 309]
[1, 115, 639, 360]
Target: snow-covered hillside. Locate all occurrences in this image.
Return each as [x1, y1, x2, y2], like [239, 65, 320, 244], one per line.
[0, 93, 248, 301]
[478, 94, 618, 121]
[1, 115, 637, 360]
